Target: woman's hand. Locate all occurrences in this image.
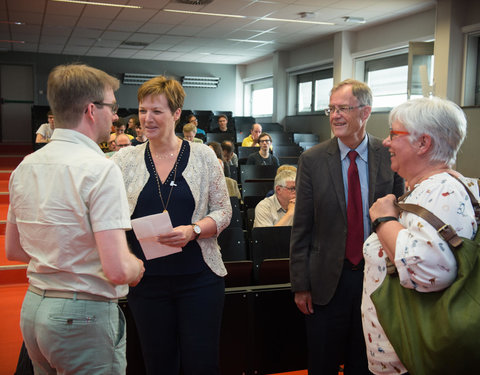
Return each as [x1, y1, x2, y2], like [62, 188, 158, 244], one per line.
[369, 194, 399, 222]
[156, 225, 195, 248]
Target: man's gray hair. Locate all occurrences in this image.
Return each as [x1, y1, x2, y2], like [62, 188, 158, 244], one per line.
[274, 170, 296, 190]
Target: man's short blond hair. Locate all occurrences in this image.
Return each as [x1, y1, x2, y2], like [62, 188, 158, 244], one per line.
[276, 164, 297, 175]
[47, 64, 119, 129]
[183, 122, 197, 133]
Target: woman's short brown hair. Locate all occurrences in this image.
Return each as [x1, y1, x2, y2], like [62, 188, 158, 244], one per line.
[137, 76, 185, 114]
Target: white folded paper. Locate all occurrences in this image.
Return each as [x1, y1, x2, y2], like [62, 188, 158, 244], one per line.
[131, 212, 182, 260]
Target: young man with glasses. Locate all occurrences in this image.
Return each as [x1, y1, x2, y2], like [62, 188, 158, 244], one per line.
[246, 132, 279, 168]
[6, 63, 144, 374]
[253, 169, 296, 227]
[290, 79, 404, 375]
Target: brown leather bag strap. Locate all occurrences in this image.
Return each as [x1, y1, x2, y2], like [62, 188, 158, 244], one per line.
[395, 175, 480, 250]
[447, 174, 480, 225]
[395, 202, 464, 249]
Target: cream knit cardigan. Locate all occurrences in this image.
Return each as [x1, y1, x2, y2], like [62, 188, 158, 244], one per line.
[112, 141, 232, 276]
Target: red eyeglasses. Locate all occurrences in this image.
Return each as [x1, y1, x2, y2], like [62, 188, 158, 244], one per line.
[389, 129, 410, 140]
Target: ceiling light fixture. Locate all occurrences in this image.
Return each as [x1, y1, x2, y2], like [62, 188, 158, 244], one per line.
[0, 21, 25, 25]
[52, 0, 142, 9]
[163, 9, 246, 19]
[228, 39, 274, 44]
[0, 40, 25, 44]
[263, 17, 334, 25]
[342, 16, 366, 24]
[162, 9, 335, 26]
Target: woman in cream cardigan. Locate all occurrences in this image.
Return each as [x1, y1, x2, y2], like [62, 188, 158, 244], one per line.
[112, 76, 231, 375]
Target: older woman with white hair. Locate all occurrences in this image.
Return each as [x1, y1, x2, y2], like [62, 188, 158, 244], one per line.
[361, 97, 479, 374]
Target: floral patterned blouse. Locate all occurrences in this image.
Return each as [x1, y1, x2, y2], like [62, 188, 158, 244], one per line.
[361, 172, 479, 375]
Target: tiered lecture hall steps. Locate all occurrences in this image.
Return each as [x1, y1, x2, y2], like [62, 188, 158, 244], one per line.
[0, 143, 32, 374]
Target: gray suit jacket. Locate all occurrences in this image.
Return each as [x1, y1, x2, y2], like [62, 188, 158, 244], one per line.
[289, 135, 404, 305]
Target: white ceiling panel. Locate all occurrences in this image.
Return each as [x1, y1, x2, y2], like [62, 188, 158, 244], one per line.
[8, 11, 44, 25]
[71, 27, 103, 38]
[137, 23, 175, 34]
[7, 0, 45, 13]
[86, 47, 115, 56]
[108, 48, 139, 58]
[100, 30, 132, 41]
[94, 39, 122, 48]
[131, 50, 162, 59]
[81, 4, 121, 19]
[0, 0, 436, 64]
[77, 17, 113, 29]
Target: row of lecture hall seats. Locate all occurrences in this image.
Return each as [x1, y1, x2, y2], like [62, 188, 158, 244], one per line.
[0, 139, 310, 374]
[32, 105, 319, 155]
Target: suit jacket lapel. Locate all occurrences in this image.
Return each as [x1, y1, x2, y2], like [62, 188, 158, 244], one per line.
[326, 138, 347, 222]
[367, 135, 381, 206]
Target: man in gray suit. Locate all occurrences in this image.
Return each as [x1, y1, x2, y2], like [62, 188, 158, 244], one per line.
[290, 79, 404, 374]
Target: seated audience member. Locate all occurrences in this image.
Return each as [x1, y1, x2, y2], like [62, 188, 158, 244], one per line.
[131, 123, 147, 146]
[207, 141, 231, 177]
[266, 165, 297, 197]
[35, 111, 55, 143]
[187, 114, 206, 139]
[225, 177, 241, 200]
[221, 140, 238, 167]
[105, 134, 131, 158]
[183, 123, 203, 144]
[254, 169, 296, 227]
[113, 120, 134, 140]
[246, 132, 279, 168]
[241, 123, 262, 146]
[126, 115, 139, 137]
[211, 114, 234, 133]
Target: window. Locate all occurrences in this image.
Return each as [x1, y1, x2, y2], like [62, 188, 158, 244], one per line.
[297, 69, 333, 114]
[364, 53, 409, 109]
[358, 43, 434, 109]
[246, 79, 273, 117]
[463, 30, 480, 106]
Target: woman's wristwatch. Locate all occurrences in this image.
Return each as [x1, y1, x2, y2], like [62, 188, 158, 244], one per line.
[191, 223, 201, 239]
[372, 216, 398, 233]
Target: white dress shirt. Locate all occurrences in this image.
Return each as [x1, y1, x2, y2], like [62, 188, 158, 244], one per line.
[8, 128, 132, 298]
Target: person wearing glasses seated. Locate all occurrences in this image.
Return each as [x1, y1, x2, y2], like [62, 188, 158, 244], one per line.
[105, 134, 131, 158]
[253, 169, 296, 227]
[246, 132, 279, 168]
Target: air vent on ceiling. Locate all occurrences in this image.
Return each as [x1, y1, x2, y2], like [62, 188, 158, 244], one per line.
[123, 73, 158, 85]
[176, 0, 214, 5]
[181, 76, 220, 88]
[121, 41, 150, 47]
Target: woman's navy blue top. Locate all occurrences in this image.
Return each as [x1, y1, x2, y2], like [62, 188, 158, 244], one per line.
[126, 140, 207, 275]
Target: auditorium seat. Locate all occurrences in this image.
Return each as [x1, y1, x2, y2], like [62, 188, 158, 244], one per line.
[250, 226, 292, 284]
[224, 260, 254, 287]
[218, 227, 248, 261]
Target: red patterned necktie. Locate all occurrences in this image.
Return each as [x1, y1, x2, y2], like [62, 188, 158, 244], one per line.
[345, 150, 364, 265]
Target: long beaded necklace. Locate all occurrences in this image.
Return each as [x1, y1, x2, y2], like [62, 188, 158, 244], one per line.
[147, 140, 185, 213]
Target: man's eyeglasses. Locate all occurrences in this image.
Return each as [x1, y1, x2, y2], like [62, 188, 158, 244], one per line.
[116, 143, 130, 148]
[93, 101, 119, 115]
[259, 139, 271, 144]
[389, 129, 410, 140]
[324, 105, 365, 116]
[281, 185, 296, 192]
